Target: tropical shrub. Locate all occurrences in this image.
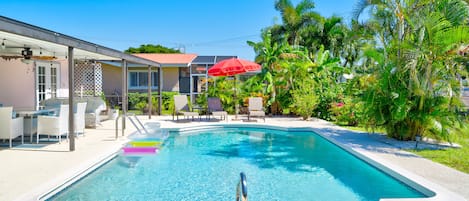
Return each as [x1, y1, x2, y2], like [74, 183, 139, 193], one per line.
[355, 0, 469, 141]
[291, 79, 319, 120]
[161, 92, 178, 111]
[329, 96, 361, 126]
[207, 77, 236, 114]
[134, 101, 147, 113]
[128, 92, 177, 114]
[128, 92, 146, 110]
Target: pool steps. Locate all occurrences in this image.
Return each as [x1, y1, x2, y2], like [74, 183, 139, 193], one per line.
[121, 122, 167, 156]
[122, 139, 165, 155]
[122, 146, 158, 155]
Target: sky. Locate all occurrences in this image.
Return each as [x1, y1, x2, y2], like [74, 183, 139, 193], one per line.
[0, 0, 358, 61]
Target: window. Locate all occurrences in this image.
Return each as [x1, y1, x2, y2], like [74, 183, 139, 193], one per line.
[128, 71, 159, 89]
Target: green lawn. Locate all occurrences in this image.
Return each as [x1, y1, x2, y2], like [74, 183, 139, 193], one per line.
[408, 126, 469, 174]
[342, 124, 469, 174]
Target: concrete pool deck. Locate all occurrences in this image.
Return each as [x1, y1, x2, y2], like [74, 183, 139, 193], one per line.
[0, 115, 468, 201]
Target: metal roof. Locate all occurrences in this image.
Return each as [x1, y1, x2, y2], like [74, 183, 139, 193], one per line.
[191, 55, 237, 64]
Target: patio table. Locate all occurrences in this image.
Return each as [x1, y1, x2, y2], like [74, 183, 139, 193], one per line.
[16, 109, 56, 143]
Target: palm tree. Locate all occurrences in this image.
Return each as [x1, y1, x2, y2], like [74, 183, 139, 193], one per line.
[271, 0, 322, 47]
[356, 0, 469, 140]
[247, 30, 288, 110]
[301, 15, 348, 58]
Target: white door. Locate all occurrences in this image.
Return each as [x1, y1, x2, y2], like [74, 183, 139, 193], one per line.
[36, 61, 60, 109]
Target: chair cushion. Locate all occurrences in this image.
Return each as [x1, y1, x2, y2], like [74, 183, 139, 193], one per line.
[212, 111, 227, 116]
[249, 111, 265, 116]
[182, 112, 199, 116]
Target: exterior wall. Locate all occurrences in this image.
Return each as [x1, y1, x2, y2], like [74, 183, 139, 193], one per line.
[0, 59, 68, 109]
[101, 63, 122, 96]
[101, 64, 181, 94]
[0, 59, 35, 109]
[162, 67, 179, 92]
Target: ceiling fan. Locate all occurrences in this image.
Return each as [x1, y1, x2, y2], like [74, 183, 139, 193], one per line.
[1, 46, 57, 61]
[21, 47, 32, 59]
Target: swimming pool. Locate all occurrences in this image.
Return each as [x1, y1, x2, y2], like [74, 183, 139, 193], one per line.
[48, 127, 428, 201]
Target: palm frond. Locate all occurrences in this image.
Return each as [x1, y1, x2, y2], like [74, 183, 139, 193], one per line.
[435, 25, 469, 53]
[352, 0, 371, 21]
[295, 0, 315, 14]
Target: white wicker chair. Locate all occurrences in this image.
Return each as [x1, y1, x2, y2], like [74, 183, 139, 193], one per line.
[0, 107, 24, 147]
[74, 102, 87, 136]
[37, 104, 69, 143]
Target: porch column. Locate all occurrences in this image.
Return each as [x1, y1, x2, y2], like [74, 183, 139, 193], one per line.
[189, 64, 193, 104]
[68, 46, 75, 151]
[159, 66, 162, 115]
[148, 65, 152, 119]
[121, 59, 127, 133]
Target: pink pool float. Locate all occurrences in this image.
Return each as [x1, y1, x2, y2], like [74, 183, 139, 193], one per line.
[122, 147, 158, 155]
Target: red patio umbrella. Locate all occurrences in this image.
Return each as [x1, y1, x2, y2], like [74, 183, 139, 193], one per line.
[208, 58, 261, 76]
[208, 58, 261, 120]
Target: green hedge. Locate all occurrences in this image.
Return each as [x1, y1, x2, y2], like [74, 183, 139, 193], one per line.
[128, 91, 179, 111]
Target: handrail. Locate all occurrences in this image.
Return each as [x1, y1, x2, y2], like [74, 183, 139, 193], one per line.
[236, 172, 247, 201]
[129, 113, 149, 134]
[115, 113, 148, 139]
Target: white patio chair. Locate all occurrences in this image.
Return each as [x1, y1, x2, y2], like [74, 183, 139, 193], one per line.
[248, 97, 265, 122]
[37, 104, 69, 143]
[74, 102, 87, 136]
[0, 107, 24, 147]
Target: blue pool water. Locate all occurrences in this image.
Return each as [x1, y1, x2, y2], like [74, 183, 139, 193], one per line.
[49, 127, 426, 201]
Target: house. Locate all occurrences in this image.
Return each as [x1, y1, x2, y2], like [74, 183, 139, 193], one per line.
[0, 16, 238, 112]
[100, 54, 237, 105]
[0, 16, 160, 111]
[0, 16, 160, 150]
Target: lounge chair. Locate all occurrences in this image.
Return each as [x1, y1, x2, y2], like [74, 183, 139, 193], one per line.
[37, 104, 69, 143]
[0, 107, 24, 147]
[173, 95, 200, 121]
[208, 97, 228, 121]
[248, 97, 265, 122]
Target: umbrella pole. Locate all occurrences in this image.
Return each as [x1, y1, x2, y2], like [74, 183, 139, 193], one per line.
[234, 75, 239, 120]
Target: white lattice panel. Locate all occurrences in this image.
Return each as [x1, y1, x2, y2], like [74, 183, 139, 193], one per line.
[74, 60, 103, 96]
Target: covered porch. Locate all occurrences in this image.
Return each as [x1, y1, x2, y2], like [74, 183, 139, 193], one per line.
[0, 16, 161, 150]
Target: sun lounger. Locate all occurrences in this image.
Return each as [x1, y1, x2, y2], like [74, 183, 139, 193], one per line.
[248, 97, 265, 122]
[208, 97, 228, 121]
[173, 95, 200, 121]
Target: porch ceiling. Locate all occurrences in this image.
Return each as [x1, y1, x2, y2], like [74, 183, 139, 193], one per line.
[0, 16, 160, 67]
[0, 30, 117, 61]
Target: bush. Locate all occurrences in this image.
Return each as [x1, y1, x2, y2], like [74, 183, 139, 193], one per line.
[135, 101, 147, 113]
[128, 92, 147, 110]
[291, 80, 319, 120]
[128, 91, 178, 114]
[329, 96, 361, 126]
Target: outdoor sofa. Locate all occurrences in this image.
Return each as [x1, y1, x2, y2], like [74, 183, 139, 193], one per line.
[40, 97, 106, 128]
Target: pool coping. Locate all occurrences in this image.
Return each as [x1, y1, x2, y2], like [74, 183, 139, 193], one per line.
[37, 122, 466, 201]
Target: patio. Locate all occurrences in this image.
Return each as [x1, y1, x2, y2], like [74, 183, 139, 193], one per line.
[0, 116, 468, 201]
